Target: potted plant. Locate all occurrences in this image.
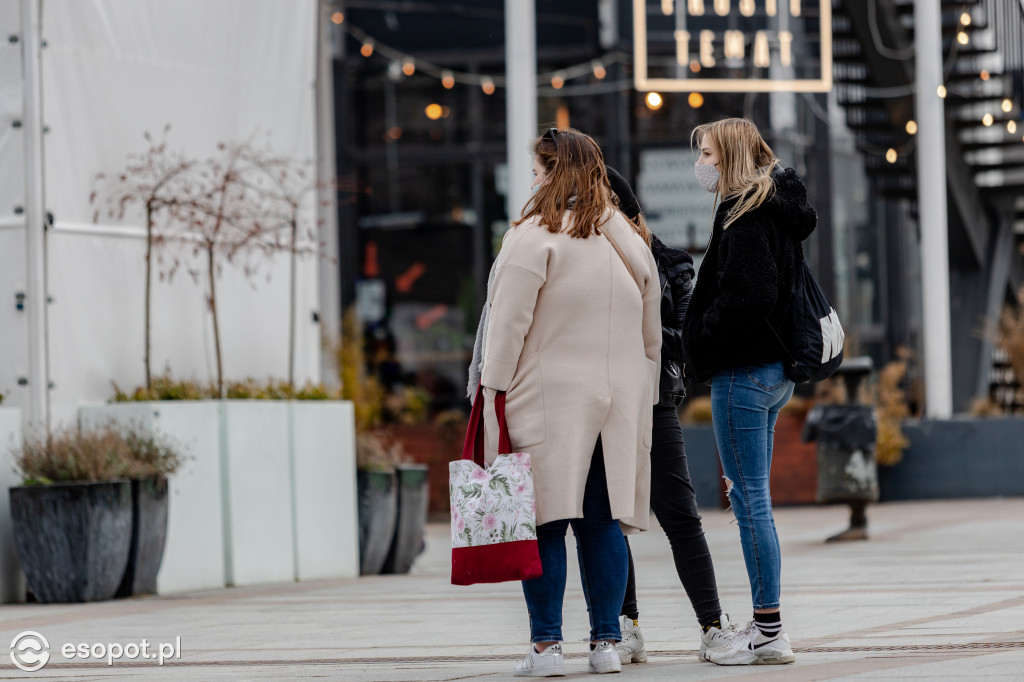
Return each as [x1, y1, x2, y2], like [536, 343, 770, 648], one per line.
[9, 426, 135, 603]
[356, 431, 402, 575]
[115, 431, 183, 598]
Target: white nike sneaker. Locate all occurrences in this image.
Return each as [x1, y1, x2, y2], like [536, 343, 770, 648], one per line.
[513, 643, 566, 677]
[587, 641, 622, 674]
[614, 616, 647, 664]
[706, 620, 796, 666]
[698, 612, 736, 662]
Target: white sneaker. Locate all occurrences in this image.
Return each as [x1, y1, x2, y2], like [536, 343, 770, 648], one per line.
[706, 620, 796, 666]
[698, 612, 736, 662]
[513, 643, 566, 677]
[587, 641, 622, 674]
[614, 616, 647, 664]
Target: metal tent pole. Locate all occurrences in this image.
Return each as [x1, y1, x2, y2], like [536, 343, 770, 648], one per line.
[913, 0, 953, 417]
[20, 0, 49, 428]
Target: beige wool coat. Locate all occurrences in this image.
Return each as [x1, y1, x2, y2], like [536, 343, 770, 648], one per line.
[480, 210, 661, 533]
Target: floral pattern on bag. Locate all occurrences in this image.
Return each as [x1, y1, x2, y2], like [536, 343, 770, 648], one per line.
[449, 452, 537, 549]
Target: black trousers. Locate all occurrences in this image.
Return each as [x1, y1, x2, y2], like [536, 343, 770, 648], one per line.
[621, 405, 722, 629]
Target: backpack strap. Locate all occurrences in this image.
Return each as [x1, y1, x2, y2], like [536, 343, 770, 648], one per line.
[602, 227, 642, 294]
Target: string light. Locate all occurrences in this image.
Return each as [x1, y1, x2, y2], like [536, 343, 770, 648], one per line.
[481, 77, 495, 95]
[402, 59, 415, 76]
[425, 103, 443, 120]
[360, 39, 374, 58]
[441, 70, 455, 89]
[331, 11, 344, 24]
[980, 70, 990, 80]
[1008, 120, 1017, 134]
[688, 92, 704, 108]
[551, 71, 566, 89]
[956, 31, 969, 45]
[937, 85, 947, 98]
[645, 92, 663, 110]
[982, 113, 994, 126]
[885, 148, 898, 163]
[1001, 99, 1013, 113]
[592, 60, 606, 80]
[960, 11, 971, 25]
[905, 120, 918, 135]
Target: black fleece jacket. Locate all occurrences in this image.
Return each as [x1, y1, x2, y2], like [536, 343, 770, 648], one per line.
[682, 166, 817, 383]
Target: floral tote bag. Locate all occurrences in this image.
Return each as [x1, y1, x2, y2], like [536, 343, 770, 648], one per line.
[450, 387, 542, 585]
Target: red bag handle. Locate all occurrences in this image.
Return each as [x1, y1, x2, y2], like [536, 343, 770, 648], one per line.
[462, 386, 512, 466]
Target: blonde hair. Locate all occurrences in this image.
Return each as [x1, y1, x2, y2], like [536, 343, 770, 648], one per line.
[515, 127, 651, 246]
[691, 118, 779, 229]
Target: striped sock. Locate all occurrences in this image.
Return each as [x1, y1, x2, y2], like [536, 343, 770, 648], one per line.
[753, 611, 782, 638]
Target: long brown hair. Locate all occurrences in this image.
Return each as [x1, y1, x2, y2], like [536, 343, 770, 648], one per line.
[514, 127, 651, 245]
[690, 118, 778, 229]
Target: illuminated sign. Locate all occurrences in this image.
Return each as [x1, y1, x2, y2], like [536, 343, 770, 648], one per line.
[633, 0, 832, 92]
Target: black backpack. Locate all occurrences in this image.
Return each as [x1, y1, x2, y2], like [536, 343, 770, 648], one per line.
[768, 259, 845, 384]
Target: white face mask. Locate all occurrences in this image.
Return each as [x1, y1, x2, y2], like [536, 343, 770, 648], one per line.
[694, 162, 720, 193]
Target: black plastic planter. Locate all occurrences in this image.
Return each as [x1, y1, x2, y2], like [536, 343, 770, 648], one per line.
[116, 477, 169, 598]
[357, 469, 397, 575]
[9, 481, 132, 603]
[382, 464, 429, 574]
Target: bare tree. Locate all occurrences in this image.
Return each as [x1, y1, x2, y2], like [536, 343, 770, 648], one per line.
[172, 141, 272, 396]
[90, 127, 196, 389]
[237, 148, 329, 386]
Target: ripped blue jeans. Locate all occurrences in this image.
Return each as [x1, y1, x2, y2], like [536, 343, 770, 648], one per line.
[710, 361, 794, 610]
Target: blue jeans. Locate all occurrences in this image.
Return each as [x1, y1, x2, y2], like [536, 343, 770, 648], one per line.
[710, 361, 794, 610]
[521, 440, 627, 643]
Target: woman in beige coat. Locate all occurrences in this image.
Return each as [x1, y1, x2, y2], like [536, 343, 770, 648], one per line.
[480, 128, 660, 677]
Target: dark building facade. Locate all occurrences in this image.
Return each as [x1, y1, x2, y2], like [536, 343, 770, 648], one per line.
[329, 0, 1024, 415]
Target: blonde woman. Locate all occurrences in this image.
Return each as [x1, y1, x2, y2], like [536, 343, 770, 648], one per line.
[682, 118, 817, 665]
[480, 127, 660, 676]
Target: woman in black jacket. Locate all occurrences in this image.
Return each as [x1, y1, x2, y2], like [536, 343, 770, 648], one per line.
[605, 168, 734, 666]
[683, 118, 817, 666]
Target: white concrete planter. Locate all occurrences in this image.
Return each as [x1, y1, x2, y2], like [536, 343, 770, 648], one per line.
[80, 399, 359, 591]
[290, 402, 359, 581]
[0, 407, 25, 603]
[220, 401, 294, 586]
[79, 402, 225, 594]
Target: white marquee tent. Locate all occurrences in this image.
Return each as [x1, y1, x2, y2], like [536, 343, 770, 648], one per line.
[0, 0, 338, 429]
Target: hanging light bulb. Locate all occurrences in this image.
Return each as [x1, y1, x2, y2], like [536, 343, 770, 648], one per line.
[1001, 98, 1013, 113]
[360, 39, 374, 57]
[982, 113, 994, 126]
[592, 60, 606, 80]
[688, 92, 704, 108]
[905, 120, 918, 135]
[645, 92, 663, 110]
[937, 85, 947, 98]
[885, 148, 898, 163]
[956, 31, 969, 45]
[402, 59, 415, 77]
[980, 70, 990, 81]
[551, 71, 566, 89]
[331, 11, 344, 24]
[1008, 120, 1017, 134]
[441, 70, 455, 89]
[481, 77, 495, 95]
[960, 11, 971, 25]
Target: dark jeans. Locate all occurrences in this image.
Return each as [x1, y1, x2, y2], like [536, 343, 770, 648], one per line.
[621, 405, 723, 629]
[522, 439, 628, 643]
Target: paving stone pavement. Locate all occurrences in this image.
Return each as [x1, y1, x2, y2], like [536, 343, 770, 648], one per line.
[0, 497, 1021, 680]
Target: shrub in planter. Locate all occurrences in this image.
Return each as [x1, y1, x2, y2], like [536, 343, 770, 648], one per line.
[356, 431, 404, 576]
[10, 427, 135, 603]
[115, 432, 183, 597]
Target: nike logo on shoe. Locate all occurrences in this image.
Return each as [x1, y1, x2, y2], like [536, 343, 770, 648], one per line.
[750, 638, 778, 650]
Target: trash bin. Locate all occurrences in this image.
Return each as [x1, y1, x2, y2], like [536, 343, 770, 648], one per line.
[803, 356, 878, 541]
